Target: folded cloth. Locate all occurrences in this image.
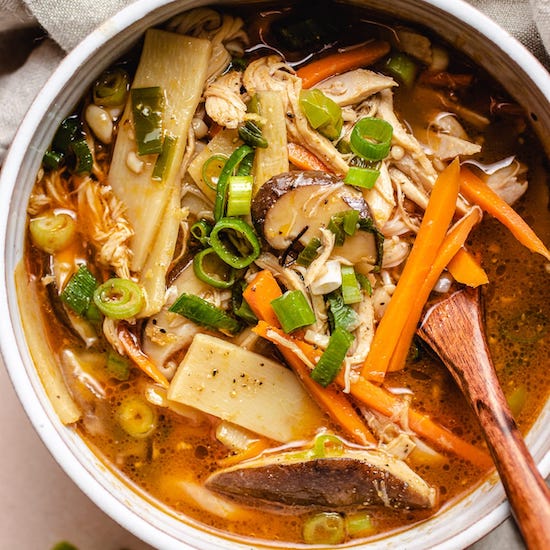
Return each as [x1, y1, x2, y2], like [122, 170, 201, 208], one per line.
[0, 0, 549, 164]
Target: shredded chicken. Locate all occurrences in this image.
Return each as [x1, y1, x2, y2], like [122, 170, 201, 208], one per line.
[205, 71, 247, 129]
[485, 158, 528, 205]
[28, 169, 75, 214]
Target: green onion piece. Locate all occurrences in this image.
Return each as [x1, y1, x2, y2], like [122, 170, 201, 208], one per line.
[238, 120, 268, 148]
[326, 290, 360, 332]
[152, 133, 177, 181]
[52, 115, 83, 153]
[303, 512, 345, 546]
[131, 87, 164, 156]
[29, 211, 76, 254]
[345, 511, 374, 536]
[70, 139, 93, 175]
[312, 433, 345, 458]
[350, 117, 393, 161]
[344, 166, 380, 189]
[328, 210, 360, 246]
[202, 154, 228, 191]
[116, 395, 157, 439]
[343, 210, 359, 236]
[236, 150, 255, 177]
[385, 52, 418, 87]
[93, 278, 144, 319]
[232, 280, 258, 324]
[311, 327, 354, 387]
[341, 265, 362, 304]
[61, 265, 98, 317]
[190, 219, 212, 247]
[193, 247, 236, 289]
[271, 290, 316, 333]
[93, 68, 130, 107]
[296, 236, 322, 267]
[336, 139, 352, 154]
[358, 217, 385, 271]
[209, 217, 260, 269]
[169, 293, 241, 334]
[356, 273, 373, 296]
[300, 88, 343, 141]
[105, 350, 131, 381]
[214, 144, 254, 221]
[226, 175, 254, 217]
[42, 149, 64, 170]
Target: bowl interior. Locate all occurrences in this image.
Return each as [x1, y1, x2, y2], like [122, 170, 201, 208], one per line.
[1, 0, 549, 548]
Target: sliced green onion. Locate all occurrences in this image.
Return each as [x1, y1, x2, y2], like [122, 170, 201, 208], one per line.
[93, 68, 129, 107]
[106, 350, 131, 381]
[271, 290, 316, 333]
[312, 433, 345, 458]
[61, 265, 98, 317]
[296, 236, 322, 267]
[238, 120, 268, 148]
[116, 395, 157, 439]
[29, 211, 76, 254]
[358, 217, 385, 271]
[52, 115, 83, 153]
[169, 293, 241, 334]
[131, 86, 164, 156]
[385, 52, 418, 87]
[226, 175, 254, 217]
[209, 217, 260, 269]
[326, 290, 360, 332]
[311, 327, 354, 387]
[328, 210, 360, 246]
[190, 219, 213, 246]
[70, 139, 93, 175]
[356, 272, 373, 296]
[232, 280, 258, 324]
[42, 150, 64, 170]
[350, 117, 393, 161]
[202, 154, 228, 191]
[344, 166, 380, 189]
[152, 133, 177, 181]
[345, 511, 375, 536]
[193, 247, 236, 289]
[300, 88, 343, 141]
[341, 265, 362, 304]
[214, 144, 254, 221]
[235, 150, 255, 177]
[303, 512, 345, 546]
[49, 115, 92, 175]
[93, 278, 144, 319]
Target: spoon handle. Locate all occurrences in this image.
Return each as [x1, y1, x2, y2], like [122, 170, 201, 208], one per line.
[418, 288, 550, 550]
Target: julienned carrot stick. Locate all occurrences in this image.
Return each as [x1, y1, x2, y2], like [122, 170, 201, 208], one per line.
[242, 269, 283, 327]
[287, 142, 331, 172]
[297, 41, 391, 89]
[459, 167, 550, 261]
[388, 207, 483, 373]
[117, 325, 169, 388]
[253, 322, 376, 446]
[349, 376, 493, 470]
[447, 247, 489, 288]
[253, 320, 492, 468]
[361, 159, 461, 383]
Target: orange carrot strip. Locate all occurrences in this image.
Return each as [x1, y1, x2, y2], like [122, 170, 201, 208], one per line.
[388, 207, 483, 373]
[459, 167, 550, 261]
[287, 142, 331, 172]
[447, 247, 489, 288]
[253, 321, 376, 445]
[349, 376, 493, 470]
[117, 325, 169, 388]
[242, 269, 283, 327]
[297, 41, 391, 89]
[361, 159, 461, 383]
[218, 439, 271, 467]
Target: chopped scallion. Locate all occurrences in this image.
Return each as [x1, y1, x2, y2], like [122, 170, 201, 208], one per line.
[350, 117, 393, 161]
[385, 52, 418, 87]
[193, 247, 236, 289]
[326, 290, 360, 332]
[341, 265, 362, 304]
[190, 219, 212, 247]
[209, 217, 260, 269]
[131, 86, 164, 156]
[61, 265, 98, 317]
[105, 350, 131, 381]
[152, 133, 177, 181]
[238, 120, 268, 148]
[303, 512, 345, 545]
[271, 290, 316, 333]
[226, 175, 254, 217]
[202, 154, 228, 191]
[93, 278, 144, 319]
[311, 327, 354, 387]
[296, 236, 322, 267]
[93, 68, 129, 107]
[300, 88, 343, 141]
[344, 166, 380, 189]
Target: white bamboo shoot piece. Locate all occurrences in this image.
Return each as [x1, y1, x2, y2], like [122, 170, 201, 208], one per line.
[108, 29, 211, 273]
[252, 90, 289, 193]
[168, 334, 323, 442]
[15, 262, 81, 424]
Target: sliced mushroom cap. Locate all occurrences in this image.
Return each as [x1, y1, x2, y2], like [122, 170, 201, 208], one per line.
[251, 170, 378, 264]
[206, 446, 437, 511]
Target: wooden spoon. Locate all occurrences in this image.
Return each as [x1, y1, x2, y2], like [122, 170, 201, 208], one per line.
[417, 287, 550, 549]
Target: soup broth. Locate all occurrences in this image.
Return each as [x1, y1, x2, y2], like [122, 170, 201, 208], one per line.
[21, 1, 550, 546]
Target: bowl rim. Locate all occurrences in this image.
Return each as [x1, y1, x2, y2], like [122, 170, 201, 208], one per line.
[1, 0, 549, 549]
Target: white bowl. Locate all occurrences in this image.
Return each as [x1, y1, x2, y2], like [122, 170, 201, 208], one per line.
[1, 1, 549, 548]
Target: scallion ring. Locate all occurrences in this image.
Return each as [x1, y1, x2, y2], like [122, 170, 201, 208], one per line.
[193, 247, 236, 289]
[93, 278, 144, 319]
[311, 327, 354, 387]
[209, 217, 260, 269]
[190, 219, 213, 246]
[202, 154, 228, 191]
[350, 117, 393, 161]
[344, 166, 380, 189]
[271, 290, 316, 333]
[226, 175, 254, 217]
[93, 68, 130, 107]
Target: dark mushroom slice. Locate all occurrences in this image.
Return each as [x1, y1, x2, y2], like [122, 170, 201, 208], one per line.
[251, 170, 379, 266]
[206, 447, 437, 511]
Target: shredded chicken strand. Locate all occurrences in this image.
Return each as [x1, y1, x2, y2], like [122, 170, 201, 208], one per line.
[205, 71, 247, 129]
